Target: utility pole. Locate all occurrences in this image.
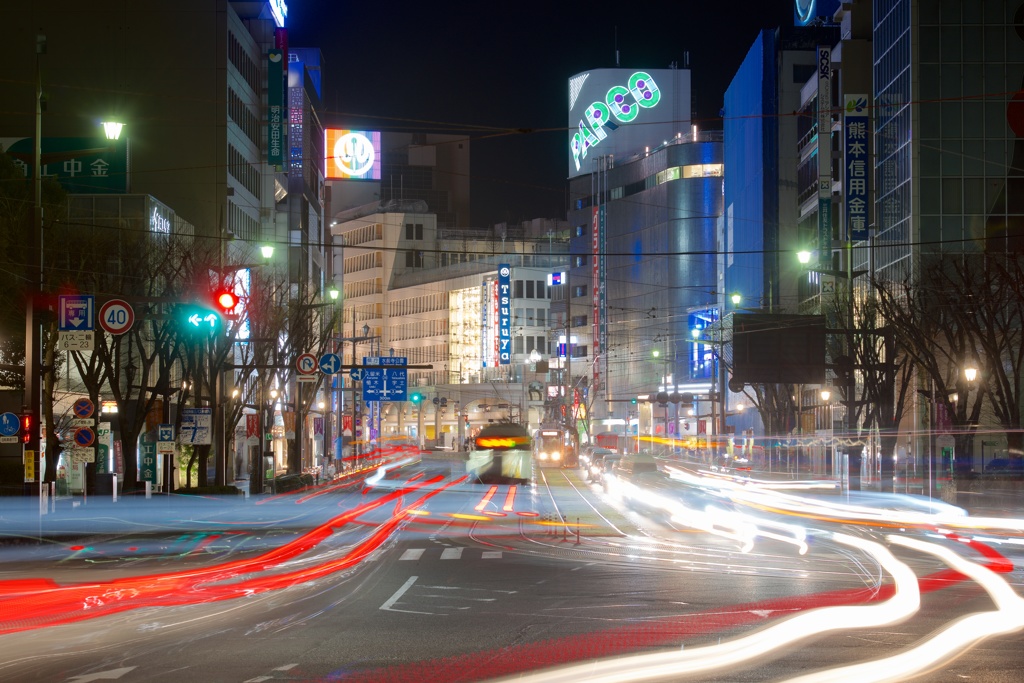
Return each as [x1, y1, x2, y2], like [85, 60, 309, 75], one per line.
[24, 34, 45, 491]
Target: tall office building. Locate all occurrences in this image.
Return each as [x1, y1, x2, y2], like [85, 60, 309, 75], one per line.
[5, 1, 297, 254]
[872, 0, 1024, 275]
[723, 25, 839, 317]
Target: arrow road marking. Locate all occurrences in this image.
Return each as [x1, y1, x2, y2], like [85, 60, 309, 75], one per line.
[67, 666, 137, 682]
[380, 575, 433, 615]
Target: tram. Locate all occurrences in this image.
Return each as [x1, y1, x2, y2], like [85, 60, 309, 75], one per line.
[466, 422, 533, 485]
[535, 423, 578, 468]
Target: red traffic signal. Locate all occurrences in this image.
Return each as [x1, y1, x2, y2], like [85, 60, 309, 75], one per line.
[215, 290, 238, 311]
[21, 413, 32, 444]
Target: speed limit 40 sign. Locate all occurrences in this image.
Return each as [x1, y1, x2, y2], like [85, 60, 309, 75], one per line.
[98, 299, 135, 335]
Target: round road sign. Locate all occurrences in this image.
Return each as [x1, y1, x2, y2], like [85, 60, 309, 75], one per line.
[296, 353, 317, 375]
[98, 299, 135, 335]
[72, 398, 95, 419]
[73, 427, 95, 448]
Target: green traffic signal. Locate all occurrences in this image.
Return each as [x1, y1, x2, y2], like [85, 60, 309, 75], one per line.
[179, 304, 223, 334]
[410, 392, 422, 404]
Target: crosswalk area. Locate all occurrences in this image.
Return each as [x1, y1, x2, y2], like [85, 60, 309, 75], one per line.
[398, 547, 502, 561]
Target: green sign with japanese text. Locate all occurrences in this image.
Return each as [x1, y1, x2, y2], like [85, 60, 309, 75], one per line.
[0, 137, 129, 194]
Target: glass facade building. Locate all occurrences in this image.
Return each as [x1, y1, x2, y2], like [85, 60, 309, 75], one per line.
[566, 135, 724, 422]
[874, 0, 1024, 281]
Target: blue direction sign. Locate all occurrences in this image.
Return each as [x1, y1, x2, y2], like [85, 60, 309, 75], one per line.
[318, 352, 341, 375]
[349, 368, 362, 381]
[361, 367, 408, 402]
[0, 412, 19, 437]
[59, 295, 95, 331]
[158, 424, 174, 442]
[363, 356, 408, 366]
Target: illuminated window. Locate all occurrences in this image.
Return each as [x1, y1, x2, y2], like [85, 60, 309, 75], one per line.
[681, 163, 724, 178]
[656, 167, 681, 184]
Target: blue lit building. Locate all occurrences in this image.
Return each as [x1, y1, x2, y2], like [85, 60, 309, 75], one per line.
[566, 133, 724, 433]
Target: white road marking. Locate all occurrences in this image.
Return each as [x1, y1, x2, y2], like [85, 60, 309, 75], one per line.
[379, 576, 433, 614]
[482, 551, 502, 559]
[273, 664, 299, 671]
[440, 547, 463, 560]
[400, 549, 425, 561]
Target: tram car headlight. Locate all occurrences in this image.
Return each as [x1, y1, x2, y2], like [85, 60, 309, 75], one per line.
[551, 451, 561, 461]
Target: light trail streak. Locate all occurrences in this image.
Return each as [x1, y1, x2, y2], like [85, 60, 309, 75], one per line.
[486, 533, 919, 683]
[782, 534, 1024, 682]
[0, 476, 466, 635]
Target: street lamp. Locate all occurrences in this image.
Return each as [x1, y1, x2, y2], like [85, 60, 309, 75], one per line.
[101, 121, 124, 140]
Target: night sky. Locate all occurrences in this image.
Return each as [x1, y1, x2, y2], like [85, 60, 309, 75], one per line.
[287, 0, 795, 227]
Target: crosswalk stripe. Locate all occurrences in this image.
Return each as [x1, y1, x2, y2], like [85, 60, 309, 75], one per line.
[481, 551, 502, 559]
[440, 547, 463, 560]
[400, 549, 425, 561]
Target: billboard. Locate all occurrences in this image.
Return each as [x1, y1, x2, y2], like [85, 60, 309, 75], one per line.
[497, 265, 512, 365]
[267, 50, 285, 168]
[325, 129, 381, 180]
[731, 314, 826, 385]
[567, 68, 691, 178]
[844, 95, 870, 242]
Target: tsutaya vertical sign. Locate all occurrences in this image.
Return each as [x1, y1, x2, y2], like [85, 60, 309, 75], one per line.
[497, 265, 512, 365]
[267, 49, 285, 168]
[844, 95, 870, 242]
[816, 46, 832, 267]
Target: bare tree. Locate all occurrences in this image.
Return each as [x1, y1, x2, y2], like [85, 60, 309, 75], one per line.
[873, 257, 997, 475]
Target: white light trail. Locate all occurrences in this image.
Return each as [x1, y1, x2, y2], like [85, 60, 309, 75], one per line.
[486, 533, 919, 683]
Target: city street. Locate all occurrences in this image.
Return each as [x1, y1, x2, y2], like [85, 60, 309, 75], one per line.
[1, 456, 1022, 682]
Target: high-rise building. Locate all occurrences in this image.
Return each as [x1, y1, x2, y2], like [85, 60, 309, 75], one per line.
[5, 1, 302, 257]
[565, 67, 731, 440]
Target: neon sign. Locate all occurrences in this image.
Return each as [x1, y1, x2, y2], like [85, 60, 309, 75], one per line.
[571, 71, 661, 171]
[325, 129, 381, 180]
[497, 265, 512, 365]
[269, 0, 288, 28]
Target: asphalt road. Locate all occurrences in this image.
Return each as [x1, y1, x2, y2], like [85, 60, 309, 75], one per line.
[1, 459, 1022, 683]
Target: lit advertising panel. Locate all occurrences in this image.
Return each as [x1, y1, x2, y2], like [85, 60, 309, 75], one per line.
[324, 129, 381, 180]
[567, 68, 691, 178]
[498, 264, 512, 365]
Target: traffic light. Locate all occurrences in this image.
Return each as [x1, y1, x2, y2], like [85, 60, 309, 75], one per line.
[215, 289, 238, 312]
[179, 303, 221, 334]
[21, 413, 32, 444]
[410, 392, 422, 404]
